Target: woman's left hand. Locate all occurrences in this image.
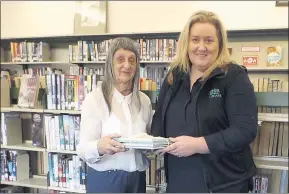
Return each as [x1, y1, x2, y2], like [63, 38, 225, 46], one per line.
[161, 136, 209, 157]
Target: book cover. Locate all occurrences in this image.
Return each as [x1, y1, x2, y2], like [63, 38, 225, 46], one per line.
[266, 46, 282, 67]
[31, 113, 44, 147]
[17, 74, 40, 108]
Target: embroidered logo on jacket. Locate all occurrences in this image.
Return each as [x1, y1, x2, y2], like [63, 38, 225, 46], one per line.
[209, 88, 222, 98]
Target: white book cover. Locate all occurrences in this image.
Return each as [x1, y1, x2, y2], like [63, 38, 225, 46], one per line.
[46, 74, 53, 110]
[54, 115, 60, 150]
[44, 115, 51, 149]
[50, 117, 57, 150]
[53, 154, 59, 187]
[69, 116, 75, 151]
[69, 159, 73, 188]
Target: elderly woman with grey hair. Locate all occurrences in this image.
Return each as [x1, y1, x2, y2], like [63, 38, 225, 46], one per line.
[76, 37, 153, 193]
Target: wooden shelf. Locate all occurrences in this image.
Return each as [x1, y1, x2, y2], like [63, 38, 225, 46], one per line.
[1, 143, 46, 152]
[140, 61, 172, 64]
[43, 109, 81, 115]
[46, 149, 77, 155]
[247, 67, 288, 72]
[1, 59, 288, 73]
[146, 185, 156, 193]
[2, 60, 287, 74]
[258, 113, 288, 122]
[70, 60, 172, 64]
[1, 61, 70, 65]
[0, 176, 47, 189]
[48, 186, 86, 193]
[1, 107, 81, 115]
[1, 107, 44, 113]
[70, 61, 105, 64]
[254, 156, 288, 170]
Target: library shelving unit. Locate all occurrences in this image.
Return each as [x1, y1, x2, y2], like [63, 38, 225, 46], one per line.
[0, 28, 288, 193]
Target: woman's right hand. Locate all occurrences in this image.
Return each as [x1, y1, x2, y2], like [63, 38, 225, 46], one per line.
[97, 134, 126, 155]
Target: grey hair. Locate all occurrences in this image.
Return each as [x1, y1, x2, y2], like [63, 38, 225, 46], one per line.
[101, 37, 141, 113]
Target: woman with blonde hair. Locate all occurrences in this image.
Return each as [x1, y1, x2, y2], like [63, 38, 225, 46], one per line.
[151, 10, 257, 193]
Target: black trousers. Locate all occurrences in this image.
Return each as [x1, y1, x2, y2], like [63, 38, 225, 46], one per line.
[86, 165, 146, 193]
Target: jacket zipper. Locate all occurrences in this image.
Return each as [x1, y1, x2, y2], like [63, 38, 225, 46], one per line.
[195, 93, 212, 193]
[161, 69, 224, 192]
[195, 72, 223, 193]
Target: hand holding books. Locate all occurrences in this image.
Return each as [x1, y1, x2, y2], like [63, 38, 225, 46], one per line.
[160, 136, 209, 157]
[97, 133, 126, 155]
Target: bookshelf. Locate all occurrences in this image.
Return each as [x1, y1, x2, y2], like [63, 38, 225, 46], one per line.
[3, 61, 288, 72]
[1, 175, 47, 190]
[1, 28, 288, 193]
[1, 142, 46, 152]
[1, 106, 81, 115]
[254, 156, 288, 171]
[1, 61, 71, 65]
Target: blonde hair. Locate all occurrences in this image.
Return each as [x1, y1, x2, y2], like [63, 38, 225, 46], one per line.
[168, 10, 232, 84]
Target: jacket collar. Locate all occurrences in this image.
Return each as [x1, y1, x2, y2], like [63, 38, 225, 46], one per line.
[172, 65, 226, 87]
[204, 66, 226, 82]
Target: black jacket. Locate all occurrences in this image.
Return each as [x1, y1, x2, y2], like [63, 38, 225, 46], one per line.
[151, 63, 257, 192]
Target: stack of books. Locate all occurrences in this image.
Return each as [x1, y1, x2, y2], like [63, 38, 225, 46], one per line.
[114, 135, 170, 150]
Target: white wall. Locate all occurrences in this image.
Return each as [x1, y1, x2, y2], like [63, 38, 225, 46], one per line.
[107, 1, 288, 33]
[1, 1, 288, 38]
[1, 1, 75, 38]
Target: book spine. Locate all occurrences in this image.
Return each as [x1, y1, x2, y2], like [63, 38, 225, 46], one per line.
[1, 113, 7, 145]
[56, 74, 61, 110]
[50, 117, 57, 150]
[51, 74, 56, 110]
[69, 116, 75, 151]
[78, 75, 85, 110]
[78, 41, 83, 61]
[65, 158, 70, 188]
[94, 43, 98, 61]
[81, 160, 86, 190]
[74, 116, 80, 148]
[3, 151, 8, 181]
[74, 76, 78, 111]
[11, 151, 16, 181]
[53, 154, 59, 187]
[146, 39, 150, 61]
[31, 113, 44, 147]
[54, 115, 60, 150]
[63, 115, 70, 151]
[58, 115, 65, 150]
[7, 151, 13, 181]
[48, 153, 53, 186]
[61, 74, 66, 110]
[62, 156, 66, 188]
[46, 74, 53, 109]
[58, 154, 63, 188]
[68, 159, 73, 188]
[75, 156, 80, 189]
[69, 45, 73, 62]
[0, 150, 5, 181]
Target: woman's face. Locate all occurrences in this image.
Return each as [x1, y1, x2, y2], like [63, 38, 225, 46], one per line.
[113, 48, 137, 84]
[188, 22, 219, 71]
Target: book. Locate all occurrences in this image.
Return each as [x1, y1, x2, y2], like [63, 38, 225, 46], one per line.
[114, 133, 171, 150]
[266, 46, 282, 67]
[31, 113, 44, 147]
[17, 74, 40, 108]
